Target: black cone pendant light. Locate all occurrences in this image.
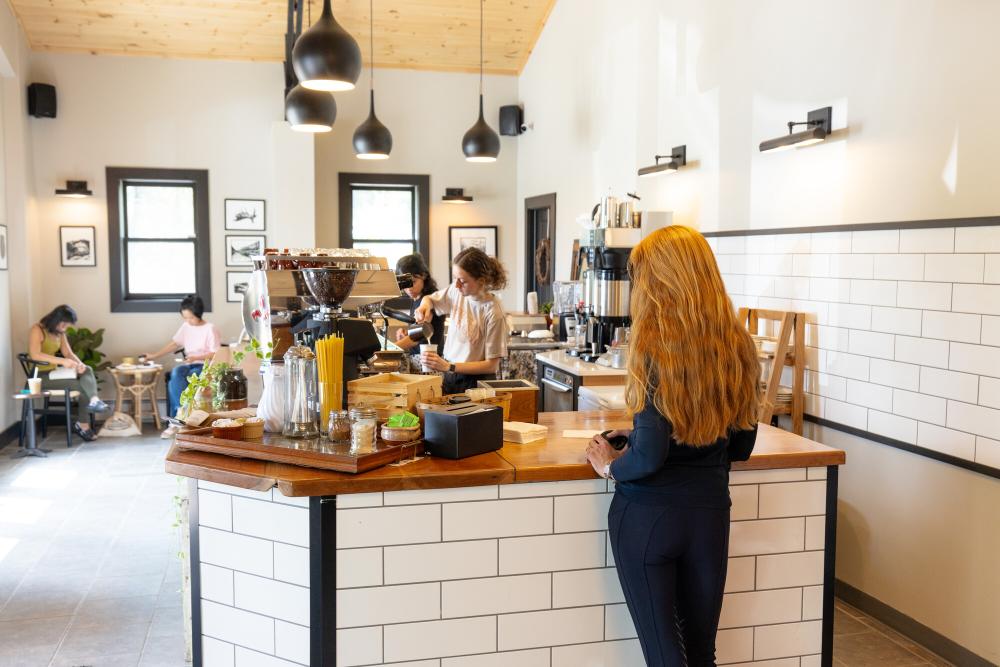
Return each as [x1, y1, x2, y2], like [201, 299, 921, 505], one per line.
[286, 84, 337, 133]
[462, 0, 500, 163]
[353, 0, 392, 159]
[292, 0, 362, 92]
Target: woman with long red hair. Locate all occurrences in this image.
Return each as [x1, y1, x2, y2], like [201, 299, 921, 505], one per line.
[586, 225, 760, 666]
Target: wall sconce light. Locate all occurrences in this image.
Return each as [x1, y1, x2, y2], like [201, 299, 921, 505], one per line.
[638, 145, 687, 177]
[759, 106, 832, 153]
[55, 180, 92, 197]
[442, 188, 473, 204]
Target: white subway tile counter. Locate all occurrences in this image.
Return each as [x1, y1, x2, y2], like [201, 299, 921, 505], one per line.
[170, 413, 845, 666]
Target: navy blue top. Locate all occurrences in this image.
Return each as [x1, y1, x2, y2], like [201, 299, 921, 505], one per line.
[609, 400, 758, 509]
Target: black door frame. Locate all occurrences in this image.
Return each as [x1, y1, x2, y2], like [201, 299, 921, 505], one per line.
[524, 193, 557, 309]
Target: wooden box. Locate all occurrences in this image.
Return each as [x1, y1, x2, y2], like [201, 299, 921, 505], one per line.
[347, 373, 443, 415]
[477, 379, 539, 423]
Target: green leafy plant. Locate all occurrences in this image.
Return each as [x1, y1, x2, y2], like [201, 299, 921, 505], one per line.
[66, 326, 113, 381]
[178, 361, 229, 412]
[541, 301, 554, 315]
[231, 337, 273, 366]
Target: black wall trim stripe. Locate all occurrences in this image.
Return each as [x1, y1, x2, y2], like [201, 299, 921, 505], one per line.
[189, 479, 203, 667]
[803, 414, 1000, 481]
[701, 215, 1000, 237]
[821, 465, 839, 667]
[0, 422, 20, 451]
[835, 579, 995, 667]
[310, 496, 337, 666]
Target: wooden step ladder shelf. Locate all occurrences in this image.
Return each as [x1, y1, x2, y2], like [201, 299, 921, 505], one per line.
[738, 308, 805, 435]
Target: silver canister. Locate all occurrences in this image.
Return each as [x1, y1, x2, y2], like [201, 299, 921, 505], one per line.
[595, 277, 631, 318]
[599, 196, 619, 228]
[616, 201, 633, 229]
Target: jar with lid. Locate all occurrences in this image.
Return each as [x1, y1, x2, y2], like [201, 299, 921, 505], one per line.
[349, 407, 378, 454]
[327, 410, 351, 444]
[283, 345, 319, 438]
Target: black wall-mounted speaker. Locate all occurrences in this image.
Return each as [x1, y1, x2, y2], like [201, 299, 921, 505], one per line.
[27, 83, 57, 119]
[499, 104, 523, 136]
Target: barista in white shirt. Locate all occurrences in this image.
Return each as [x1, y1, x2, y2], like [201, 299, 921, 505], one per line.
[414, 247, 509, 394]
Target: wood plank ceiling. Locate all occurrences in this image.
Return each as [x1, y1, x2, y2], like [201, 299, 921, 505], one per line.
[9, 0, 556, 75]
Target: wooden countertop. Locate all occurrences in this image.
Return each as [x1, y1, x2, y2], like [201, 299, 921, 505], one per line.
[165, 411, 845, 496]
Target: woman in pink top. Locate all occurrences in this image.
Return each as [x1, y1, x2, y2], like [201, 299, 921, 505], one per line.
[141, 295, 221, 432]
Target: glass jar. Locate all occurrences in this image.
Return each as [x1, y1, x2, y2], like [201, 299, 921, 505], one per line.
[283, 346, 319, 438]
[349, 407, 378, 454]
[327, 410, 351, 444]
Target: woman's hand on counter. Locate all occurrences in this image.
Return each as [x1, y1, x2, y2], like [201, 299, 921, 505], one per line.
[420, 350, 450, 372]
[586, 433, 627, 478]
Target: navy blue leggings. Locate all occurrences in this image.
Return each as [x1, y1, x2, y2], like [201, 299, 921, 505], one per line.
[608, 490, 730, 666]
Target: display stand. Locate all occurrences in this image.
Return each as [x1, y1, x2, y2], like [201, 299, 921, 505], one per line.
[738, 308, 805, 435]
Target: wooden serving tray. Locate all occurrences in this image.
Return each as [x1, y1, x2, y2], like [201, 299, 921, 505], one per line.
[174, 432, 423, 473]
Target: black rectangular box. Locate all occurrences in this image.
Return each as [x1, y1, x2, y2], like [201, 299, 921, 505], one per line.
[423, 403, 503, 459]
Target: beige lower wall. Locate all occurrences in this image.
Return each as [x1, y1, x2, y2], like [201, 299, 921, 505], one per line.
[807, 423, 1000, 664]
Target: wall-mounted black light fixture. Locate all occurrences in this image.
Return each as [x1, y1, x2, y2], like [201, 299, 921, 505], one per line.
[442, 188, 473, 204]
[55, 180, 92, 198]
[292, 0, 362, 92]
[638, 145, 687, 177]
[353, 0, 392, 159]
[462, 0, 500, 163]
[759, 106, 832, 153]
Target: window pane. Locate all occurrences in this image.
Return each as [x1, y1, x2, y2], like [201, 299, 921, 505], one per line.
[127, 242, 196, 294]
[351, 189, 414, 240]
[353, 242, 415, 270]
[125, 184, 195, 239]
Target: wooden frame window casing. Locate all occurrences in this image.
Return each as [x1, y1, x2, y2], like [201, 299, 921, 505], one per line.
[107, 167, 211, 313]
[337, 173, 430, 262]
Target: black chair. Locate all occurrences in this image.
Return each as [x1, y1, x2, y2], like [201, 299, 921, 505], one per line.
[17, 353, 93, 448]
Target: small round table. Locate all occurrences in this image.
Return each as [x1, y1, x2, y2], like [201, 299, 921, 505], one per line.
[12, 390, 81, 457]
[108, 364, 164, 433]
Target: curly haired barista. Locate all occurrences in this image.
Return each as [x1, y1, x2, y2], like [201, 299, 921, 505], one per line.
[414, 247, 508, 394]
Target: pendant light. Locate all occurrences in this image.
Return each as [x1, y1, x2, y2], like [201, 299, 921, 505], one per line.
[353, 0, 392, 159]
[292, 0, 362, 92]
[462, 0, 500, 163]
[285, 0, 336, 133]
[286, 84, 337, 133]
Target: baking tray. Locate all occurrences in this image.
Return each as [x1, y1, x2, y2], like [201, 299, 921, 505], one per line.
[174, 432, 423, 473]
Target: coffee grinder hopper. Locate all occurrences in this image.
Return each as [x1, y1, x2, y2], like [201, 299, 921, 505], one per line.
[301, 267, 361, 320]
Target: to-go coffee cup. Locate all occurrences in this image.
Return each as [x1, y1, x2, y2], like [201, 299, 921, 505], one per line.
[419, 344, 436, 373]
[27, 378, 42, 395]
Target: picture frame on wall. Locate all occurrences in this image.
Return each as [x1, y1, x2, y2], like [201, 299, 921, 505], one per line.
[0, 224, 7, 270]
[224, 198, 266, 231]
[448, 225, 498, 260]
[225, 235, 266, 267]
[60, 226, 97, 267]
[226, 271, 252, 303]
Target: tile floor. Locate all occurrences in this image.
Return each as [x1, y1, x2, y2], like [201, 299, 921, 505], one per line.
[0, 428, 956, 667]
[0, 429, 185, 667]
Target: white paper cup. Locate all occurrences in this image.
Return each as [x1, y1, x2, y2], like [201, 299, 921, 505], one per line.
[27, 378, 42, 395]
[420, 344, 436, 373]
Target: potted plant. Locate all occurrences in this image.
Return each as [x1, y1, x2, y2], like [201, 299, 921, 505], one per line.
[66, 326, 113, 382]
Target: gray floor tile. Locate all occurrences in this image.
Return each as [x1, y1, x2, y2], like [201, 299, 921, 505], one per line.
[74, 595, 158, 626]
[137, 635, 189, 667]
[0, 645, 59, 667]
[0, 590, 86, 621]
[86, 574, 164, 601]
[55, 620, 149, 660]
[50, 651, 142, 667]
[146, 607, 184, 640]
[0, 615, 72, 648]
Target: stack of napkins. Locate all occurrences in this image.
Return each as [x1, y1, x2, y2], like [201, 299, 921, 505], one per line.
[503, 421, 548, 444]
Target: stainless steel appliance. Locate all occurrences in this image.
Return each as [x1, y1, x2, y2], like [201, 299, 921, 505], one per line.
[540, 366, 575, 412]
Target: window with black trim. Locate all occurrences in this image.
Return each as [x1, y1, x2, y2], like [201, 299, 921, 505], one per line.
[338, 173, 430, 268]
[106, 167, 211, 313]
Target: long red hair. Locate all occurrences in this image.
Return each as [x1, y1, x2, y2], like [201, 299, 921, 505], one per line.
[625, 226, 760, 445]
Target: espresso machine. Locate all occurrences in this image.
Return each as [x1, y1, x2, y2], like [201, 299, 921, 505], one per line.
[242, 249, 410, 387]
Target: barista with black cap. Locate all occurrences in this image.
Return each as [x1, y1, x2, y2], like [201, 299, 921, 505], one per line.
[392, 253, 445, 359]
[414, 247, 508, 394]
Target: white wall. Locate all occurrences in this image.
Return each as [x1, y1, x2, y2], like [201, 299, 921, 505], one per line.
[26, 53, 315, 366]
[518, 0, 1000, 661]
[517, 0, 1000, 287]
[0, 2, 34, 432]
[314, 69, 519, 311]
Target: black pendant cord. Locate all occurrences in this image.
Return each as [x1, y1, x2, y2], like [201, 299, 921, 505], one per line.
[369, 0, 374, 97]
[479, 0, 484, 97]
